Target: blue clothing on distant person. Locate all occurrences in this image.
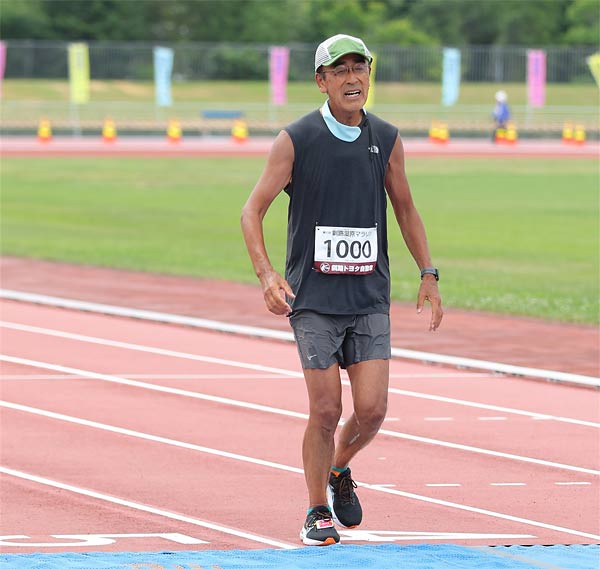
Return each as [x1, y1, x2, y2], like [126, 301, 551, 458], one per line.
[493, 101, 510, 126]
[493, 90, 510, 127]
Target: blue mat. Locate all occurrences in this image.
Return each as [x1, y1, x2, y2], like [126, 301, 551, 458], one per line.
[1, 544, 599, 569]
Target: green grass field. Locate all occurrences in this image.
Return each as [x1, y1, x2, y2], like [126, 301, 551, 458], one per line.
[2, 80, 598, 137]
[1, 156, 598, 324]
[3, 79, 598, 106]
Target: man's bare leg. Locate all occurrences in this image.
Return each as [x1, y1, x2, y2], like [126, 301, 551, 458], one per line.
[333, 358, 389, 469]
[302, 363, 343, 507]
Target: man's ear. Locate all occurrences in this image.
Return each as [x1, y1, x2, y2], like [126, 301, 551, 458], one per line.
[315, 72, 328, 94]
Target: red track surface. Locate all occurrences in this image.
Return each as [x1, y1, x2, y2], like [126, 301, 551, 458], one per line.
[1, 135, 599, 158]
[1, 299, 598, 554]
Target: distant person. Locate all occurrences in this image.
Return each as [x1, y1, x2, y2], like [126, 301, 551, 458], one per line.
[241, 33, 443, 546]
[492, 90, 511, 141]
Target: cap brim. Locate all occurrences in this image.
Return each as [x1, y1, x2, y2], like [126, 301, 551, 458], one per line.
[319, 51, 372, 69]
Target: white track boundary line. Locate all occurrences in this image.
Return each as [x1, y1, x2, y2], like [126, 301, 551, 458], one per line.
[3, 321, 598, 429]
[1, 289, 597, 388]
[1, 355, 598, 476]
[0, 466, 297, 549]
[2, 400, 599, 542]
[0, 353, 306, 419]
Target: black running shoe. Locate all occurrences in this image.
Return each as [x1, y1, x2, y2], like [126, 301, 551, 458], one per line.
[299, 505, 340, 546]
[327, 467, 362, 528]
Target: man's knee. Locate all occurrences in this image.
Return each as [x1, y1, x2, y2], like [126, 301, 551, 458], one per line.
[356, 400, 387, 432]
[309, 401, 343, 432]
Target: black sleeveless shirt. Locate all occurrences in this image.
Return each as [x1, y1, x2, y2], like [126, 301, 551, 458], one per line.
[283, 109, 398, 315]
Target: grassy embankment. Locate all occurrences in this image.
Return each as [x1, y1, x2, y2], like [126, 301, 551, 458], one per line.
[1, 155, 597, 324]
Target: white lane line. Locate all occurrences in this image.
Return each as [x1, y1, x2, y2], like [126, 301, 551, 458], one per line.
[554, 482, 592, 486]
[342, 531, 536, 541]
[0, 373, 293, 381]
[388, 373, 494, 378]
[382, 385, 599, 429]
[2, 400, 599, 542]
[3, 320, 597, 429]
[2, 355, 598, 477]
[2, 290, 598, 387]
[0, 466, 297, 549]
[0, 399, 305, 473]
[0, 355, 307, 420]
[0, 321, 304, 378]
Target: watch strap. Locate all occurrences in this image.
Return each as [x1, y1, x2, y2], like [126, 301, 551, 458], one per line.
[420, 267, 439, 281]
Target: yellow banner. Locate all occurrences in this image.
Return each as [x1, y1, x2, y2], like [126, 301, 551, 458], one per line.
[365, 54, 376, 110]
[587, 53, 600, 89]
[68, 43, 90, 104]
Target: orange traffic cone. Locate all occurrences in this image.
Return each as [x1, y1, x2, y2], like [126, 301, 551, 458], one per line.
[573, 124, 586, 145]
[102, 118, 117, 143]
[437, 122, 449, 144]
[562, 122, 574, 144]
[167, 119, 182, 143]
[494, 127, 507, 144]
[505, 122, 518, 145]
[429, 121, 449, 144]
[428, 121, 440, 143]
[231, 119, 248, 143]
[37, 118, 52, 143]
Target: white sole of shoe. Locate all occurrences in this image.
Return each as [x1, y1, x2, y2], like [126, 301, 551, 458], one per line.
[326, 483, 360, 529]
[299, 527, 339, 546]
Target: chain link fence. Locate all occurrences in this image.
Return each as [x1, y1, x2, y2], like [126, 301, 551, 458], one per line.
[2, 40, 598, 138]
[4, 40, 597, 83]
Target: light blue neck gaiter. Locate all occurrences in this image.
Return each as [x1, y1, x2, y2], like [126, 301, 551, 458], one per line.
[320, 100, 365, 142]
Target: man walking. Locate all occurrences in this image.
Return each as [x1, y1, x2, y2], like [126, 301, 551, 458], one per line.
[241, 34, 443, 546]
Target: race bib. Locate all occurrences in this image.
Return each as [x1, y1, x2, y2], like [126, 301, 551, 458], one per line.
[314, 226, 378, 275]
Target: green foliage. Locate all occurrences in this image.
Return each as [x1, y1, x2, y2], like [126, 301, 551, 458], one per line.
[0, 0, 596, 46]
[495, 0, 570, 46]
[1, 156, 598, 324]
[0, 0, 156, 41]
[210, 46, 269, 80]
[0, 0, 53, 39]
[407, 0, 573, 46]
[563, 0, 600, 44]
[371, 18, 435, 46]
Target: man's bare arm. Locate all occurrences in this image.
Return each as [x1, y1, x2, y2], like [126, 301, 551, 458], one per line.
[241, 130, 296, 315]
[384, 135, 443, 331]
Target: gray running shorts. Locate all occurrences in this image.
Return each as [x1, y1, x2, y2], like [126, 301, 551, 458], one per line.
[289, 310, 391, 370]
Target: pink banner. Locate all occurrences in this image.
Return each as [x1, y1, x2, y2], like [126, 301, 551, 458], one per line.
[527, 49, 546, 108]
[269, 46, 289, 106]
[0, 41, 6, 99]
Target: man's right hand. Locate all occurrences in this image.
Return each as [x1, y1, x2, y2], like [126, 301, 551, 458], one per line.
[260, 269, 295, 316]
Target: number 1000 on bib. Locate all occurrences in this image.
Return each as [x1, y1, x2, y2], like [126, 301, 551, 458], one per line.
[313, 226, 378, 275]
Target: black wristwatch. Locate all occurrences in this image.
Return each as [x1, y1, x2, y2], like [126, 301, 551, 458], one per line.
[420, 267, 439, 281]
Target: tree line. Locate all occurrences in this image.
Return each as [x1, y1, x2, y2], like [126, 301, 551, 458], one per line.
[1, 0, 598, 46]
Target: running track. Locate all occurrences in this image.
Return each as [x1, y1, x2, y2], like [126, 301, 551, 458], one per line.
[0, 298, 599, 554]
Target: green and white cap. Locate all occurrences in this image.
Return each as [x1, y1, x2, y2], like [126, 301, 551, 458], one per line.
[314, 34, 372, 72]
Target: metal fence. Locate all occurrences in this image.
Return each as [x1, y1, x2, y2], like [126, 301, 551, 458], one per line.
[2, 40, 598, 138]
[4, 40, 598, 83]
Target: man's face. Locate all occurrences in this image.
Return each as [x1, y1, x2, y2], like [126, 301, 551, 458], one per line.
[316, 54, 370, 118]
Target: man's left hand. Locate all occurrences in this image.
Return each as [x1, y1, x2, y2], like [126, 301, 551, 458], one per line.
[417, 276, 443, 331]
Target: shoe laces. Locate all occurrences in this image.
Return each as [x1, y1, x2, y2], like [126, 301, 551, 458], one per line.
[307, 507, 332, 527]
[337, 474, 358, 505]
